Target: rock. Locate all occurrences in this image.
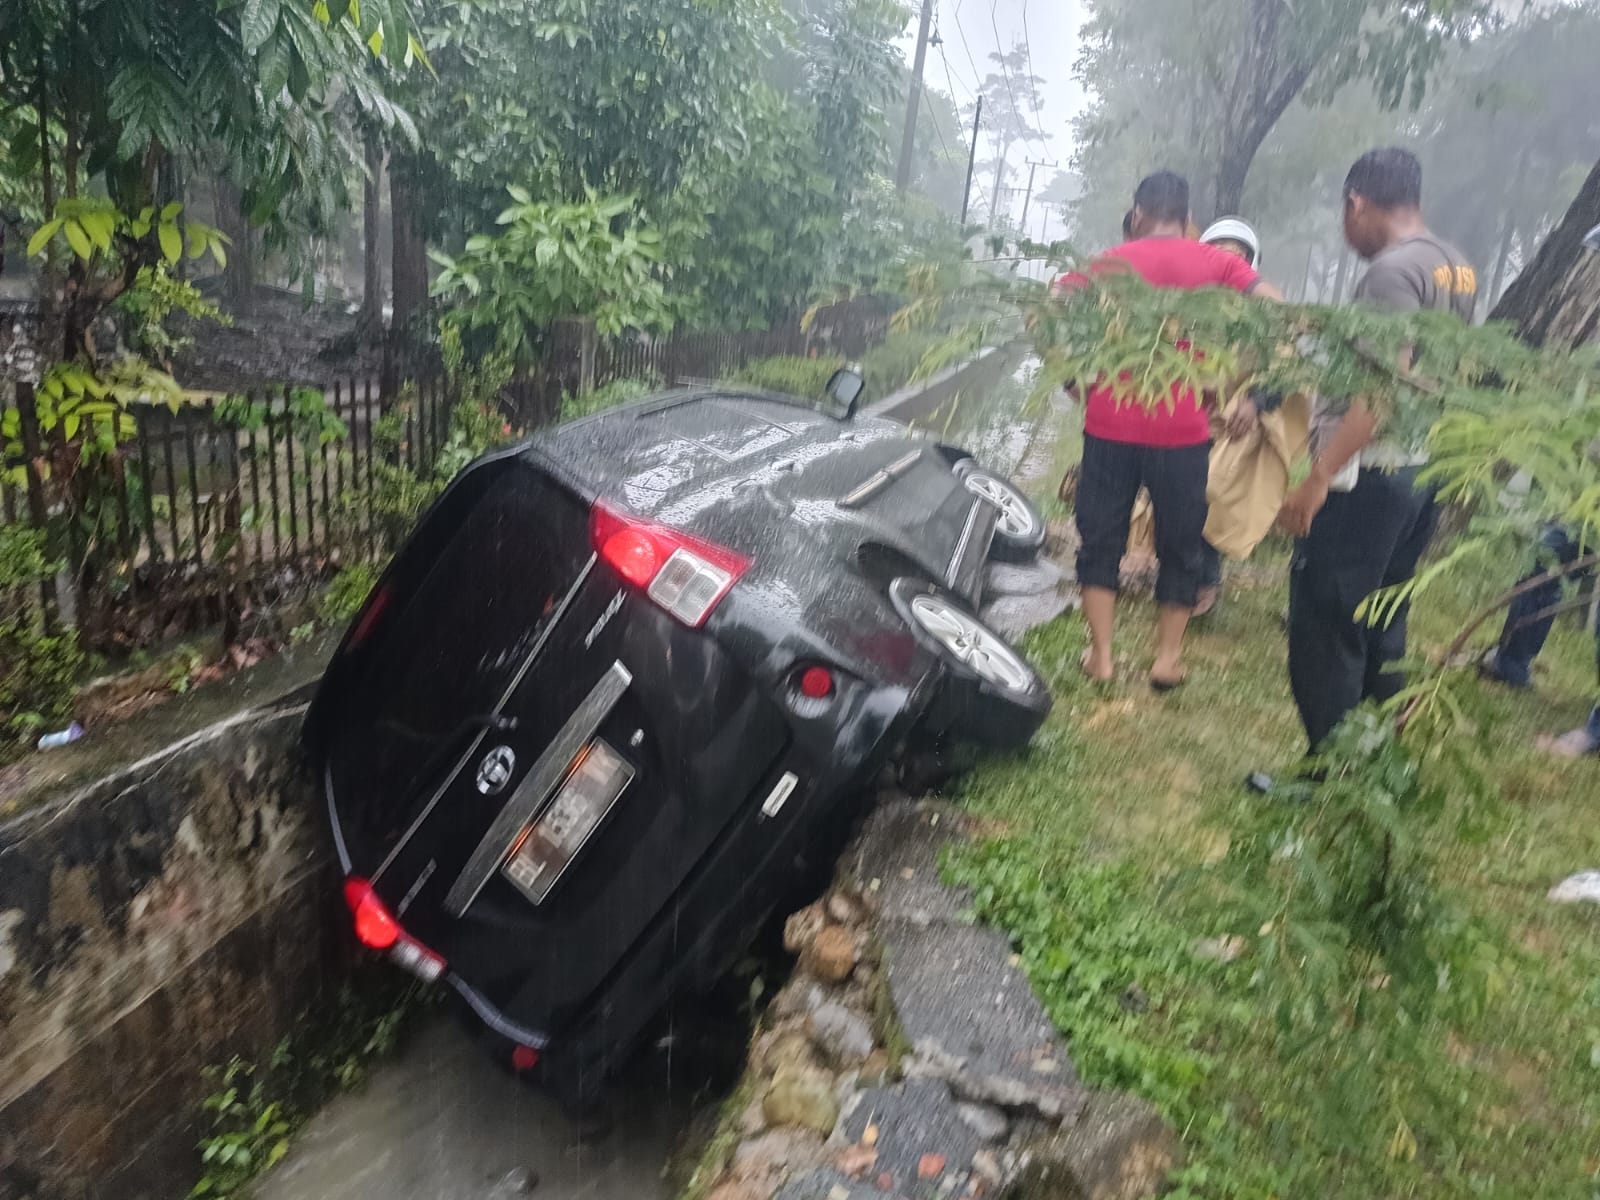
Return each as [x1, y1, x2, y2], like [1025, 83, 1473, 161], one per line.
[785, 904, 828, 955]
[732, 1129, 825, 1186]
[836, 1144, 878, 1178]
[803, 926, 860, 984]
[954, 1102, 1009, 1144]
[758, 1029, 822, 1077]
[809, 1002, 876, 1067]
[739, 1100, 770, 1137]
[770, 981, 827, 1023]
[1190, 935, 1246, 964]
[1548, 870, 1600, 904]
[764, 1066, 843, 1135]
[876, 1173, 895, 1192]
[827, 890, 864, 926]
[1018, 1091, 1180, 1200]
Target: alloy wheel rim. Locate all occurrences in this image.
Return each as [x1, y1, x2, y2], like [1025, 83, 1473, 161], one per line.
[964, 473, 1036, 538]
[909, 594, 1034, 693]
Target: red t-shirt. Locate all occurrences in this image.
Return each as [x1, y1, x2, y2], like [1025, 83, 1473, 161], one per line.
[1058, 238, 1259, 448]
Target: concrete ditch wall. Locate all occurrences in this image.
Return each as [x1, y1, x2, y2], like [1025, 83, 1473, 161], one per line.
[0, 693, 338, 1200]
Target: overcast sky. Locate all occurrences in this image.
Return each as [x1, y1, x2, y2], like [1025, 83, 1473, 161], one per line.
[898, 0, 1090, 242]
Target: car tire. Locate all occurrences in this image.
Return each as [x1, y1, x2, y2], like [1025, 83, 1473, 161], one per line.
[892, 579, 1052, 750]
[960, 468, 1045, 563]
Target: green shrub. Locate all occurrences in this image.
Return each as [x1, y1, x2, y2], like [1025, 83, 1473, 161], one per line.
[0, 526, 84, 755]
[321, 563, 380, 624]
[727, 355, 843, 399]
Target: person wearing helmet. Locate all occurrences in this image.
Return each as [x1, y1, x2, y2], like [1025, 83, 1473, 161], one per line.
[1192, 217, 1273, 615]
[1200, 217, 1262, 271]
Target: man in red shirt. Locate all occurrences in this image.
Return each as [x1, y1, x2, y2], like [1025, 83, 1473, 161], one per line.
[1064, 172, 1275, 689]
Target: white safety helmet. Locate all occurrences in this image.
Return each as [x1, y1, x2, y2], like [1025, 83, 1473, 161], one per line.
[1200, 217, 1262, 269]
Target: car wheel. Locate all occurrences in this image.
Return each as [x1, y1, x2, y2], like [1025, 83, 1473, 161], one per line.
[961, 468, 1045, 563]
[893, 580, 1051, 749]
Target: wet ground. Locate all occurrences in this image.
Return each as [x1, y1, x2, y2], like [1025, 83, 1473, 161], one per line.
[255, 1020, 704, 1200]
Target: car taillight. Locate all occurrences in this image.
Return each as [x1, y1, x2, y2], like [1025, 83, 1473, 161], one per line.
[590, 501, 750, 628]
[349, 585, 391, 648]
[342, 876, 447, 984]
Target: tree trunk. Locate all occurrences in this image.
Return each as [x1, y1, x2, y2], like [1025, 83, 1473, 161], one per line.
[357, 134, 385, 339]
[213, 179, 255, 314]
[1491, 158, 1600, 349]
[389, 158, 429, 335]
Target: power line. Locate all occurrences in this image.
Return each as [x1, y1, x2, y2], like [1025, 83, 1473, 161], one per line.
[950, 0, 984, 90]
[990, 0, 1046, 158]
[933, 3, 974, 104]
[921, 89, 955, 163]
[1020, 0, 1046, 128]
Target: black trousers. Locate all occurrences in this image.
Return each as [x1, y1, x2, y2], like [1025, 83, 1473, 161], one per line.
[1075, 433, 1210, 608]
[1287, 466, 1438, 751]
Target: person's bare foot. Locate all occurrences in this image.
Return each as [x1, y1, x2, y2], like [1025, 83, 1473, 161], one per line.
[1535, 728, 1600, 759]
[1192, 586, 1219, 618]
[1081, 647, 1114, 683]
[1150, 654, 1186, 691]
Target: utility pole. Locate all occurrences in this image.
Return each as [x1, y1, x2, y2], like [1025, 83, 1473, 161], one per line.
[959, 96, 982, 226]
[895, 0, 936, 193]
[1019, 158, 1056, 233]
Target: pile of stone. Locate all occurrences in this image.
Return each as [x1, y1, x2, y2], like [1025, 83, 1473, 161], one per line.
[688, 797, 1179, 1200]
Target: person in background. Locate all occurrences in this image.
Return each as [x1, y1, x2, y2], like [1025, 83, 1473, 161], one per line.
[1194, 216, 1268, 615]
[1061, 171, 1270, 690]
[1275, 148, 1477, 753]
[1479, 224, 1600, 759]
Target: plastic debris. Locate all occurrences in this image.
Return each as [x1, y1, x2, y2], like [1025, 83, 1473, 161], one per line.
[37, 723, 84, 750]
[1547, 871, 1600, 905]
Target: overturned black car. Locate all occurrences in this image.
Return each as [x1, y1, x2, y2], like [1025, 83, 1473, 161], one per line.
[303, 371, 1053, 1103]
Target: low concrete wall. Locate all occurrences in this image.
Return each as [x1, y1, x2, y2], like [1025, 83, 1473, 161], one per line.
[0, 692, 339, 1200]
[864, 344, 1016, 429]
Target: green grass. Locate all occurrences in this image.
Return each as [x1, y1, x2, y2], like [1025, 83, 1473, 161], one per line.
[944, 544, 1600, 1197]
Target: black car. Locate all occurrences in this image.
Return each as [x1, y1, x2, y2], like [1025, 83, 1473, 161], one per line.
[303, 372, 1053, 1103]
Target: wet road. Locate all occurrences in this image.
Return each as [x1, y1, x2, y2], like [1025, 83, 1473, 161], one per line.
[255, 1019, 702, 1200]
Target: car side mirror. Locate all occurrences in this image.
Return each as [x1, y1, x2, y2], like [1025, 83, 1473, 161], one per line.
[825, 366, 865, 418]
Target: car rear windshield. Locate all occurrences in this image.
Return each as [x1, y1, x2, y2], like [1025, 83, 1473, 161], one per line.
[331, 463, 589, 829]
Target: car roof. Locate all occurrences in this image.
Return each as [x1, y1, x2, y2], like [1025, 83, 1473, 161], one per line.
[532, 387, 890, 506]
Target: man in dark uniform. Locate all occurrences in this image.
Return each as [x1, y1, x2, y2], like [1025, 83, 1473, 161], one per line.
[1276, 148, 1478, 752]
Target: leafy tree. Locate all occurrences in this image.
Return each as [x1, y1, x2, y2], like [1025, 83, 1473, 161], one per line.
[1073, 0, 1493, 221]
[0, 0, 420, 360]
[430, 190, 673, 363]
[964, 43, 1049, 228]
[384, 0, 782, 325]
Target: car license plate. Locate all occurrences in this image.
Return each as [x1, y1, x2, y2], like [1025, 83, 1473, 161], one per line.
[501, 739, 634, 905]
